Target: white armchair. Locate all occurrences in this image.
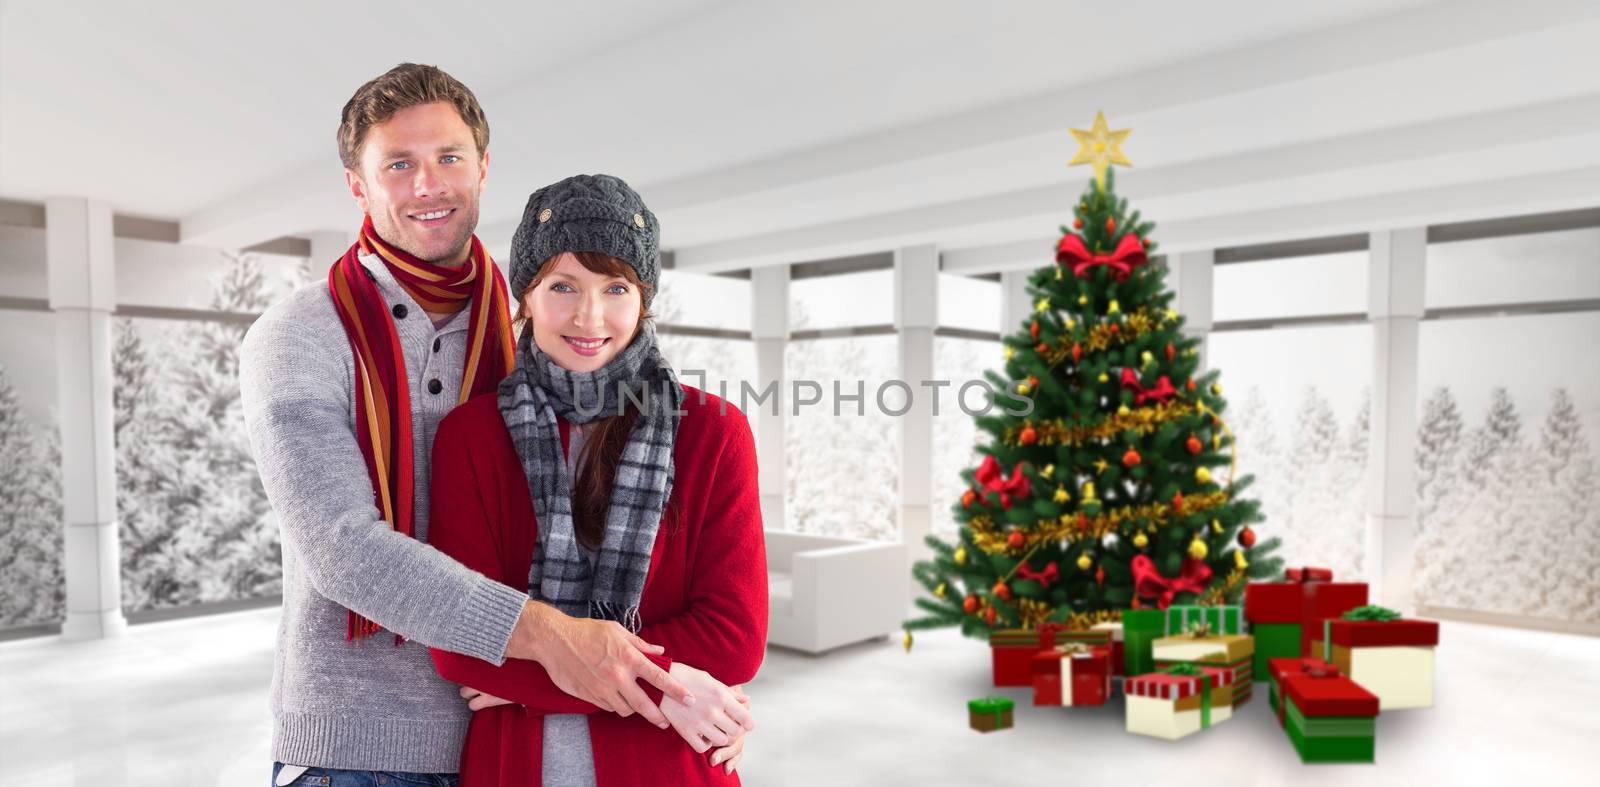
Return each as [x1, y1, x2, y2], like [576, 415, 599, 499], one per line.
[764, 530, 908, 655]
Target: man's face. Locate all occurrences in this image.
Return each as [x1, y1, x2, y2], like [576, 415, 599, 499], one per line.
[346, 101, 488, 266]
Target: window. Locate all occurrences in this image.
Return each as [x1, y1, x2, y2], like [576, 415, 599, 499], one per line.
[0, 309, 63, 631]
[1213, 251, 1368, 323]
[655, 270, 751, 332]
[783, 335, 899, 540]
[1206, 324, 1374, 581]
[1425, 229, 1600, 310]
[937, 273, 1001, 334]
[790, 269, 893, 332]
[932, 336, 1004, 537]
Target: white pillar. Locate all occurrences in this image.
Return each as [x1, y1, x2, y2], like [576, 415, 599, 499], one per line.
[1366, 228, 1425, 609]
[750, 265, 789, 532]
[1168, 251, 1215, 372]
[47, 198, 127, 640]
[999, 270, 1031, 339]
[895, 245, 938, 565]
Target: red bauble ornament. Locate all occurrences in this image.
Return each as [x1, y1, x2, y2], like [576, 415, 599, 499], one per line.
[1122, 447, 1142, 468]
[1078, 513, 1089, 533]
[1006, 530, 1026, 550]
[1036, 342, 1049, 354]
[992, 581, 1012, 602]
[1030, 320, 1040, 340]
[984, 607, 998, 626]
[1105, 217, 1116, 233]
[1108, 323, 1120, 334]
[1028, 375, 1039, 390]
[1186, 436, 1203, 455]
[961, 489, 977, 509]
[1186, 379, 1197, 392]
[1071, 343, 1082, 363]
[1095, 566, 1106, 586]
[1019, 427, 1038, 446]
[1166, 342, 1175, 362]
[1073, 218, 1084, 230]
[1239, 527, 1257, 548]
[963, 594, 979, 614]
[1172, 491, 1185, 512]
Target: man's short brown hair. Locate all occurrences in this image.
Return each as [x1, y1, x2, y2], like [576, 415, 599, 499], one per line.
[337, 63, 489, 171]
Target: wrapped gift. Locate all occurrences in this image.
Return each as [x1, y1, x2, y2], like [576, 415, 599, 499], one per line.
[1033, 643, 1113, 706]
[1124, 664, 1231, 740]
[1266, 657, 1337, 727]
[1152, 628, 1254, 707]
[968, 696, 1015, 733]
[1121, 609, 1164, 677]
[1090, 621, 1125, 676]
[990, 624, 1113, 686]
[1279, 663, 1380, 764]
[1164, 604, 1244, 635]
[1244, 567, 1367, 680]
[1310, 606, 1440, 710]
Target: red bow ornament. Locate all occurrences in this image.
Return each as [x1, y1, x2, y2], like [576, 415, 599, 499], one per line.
[1055, 233, 1148, 282]
[1119, 368, 1177, 405]
[1018, 561, 1060, 589]
[974, 455, 1031, 510]
[1130, 554, 1213, 610]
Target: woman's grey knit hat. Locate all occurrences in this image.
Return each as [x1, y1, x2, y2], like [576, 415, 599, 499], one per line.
[508, 173, 660, 307]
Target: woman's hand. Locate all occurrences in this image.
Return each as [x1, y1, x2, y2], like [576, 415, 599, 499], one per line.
[707, 686, 750, 775]
[516, 601, 692, 729]
[659, 664, 755, 754]
[459, 685, 515, 712]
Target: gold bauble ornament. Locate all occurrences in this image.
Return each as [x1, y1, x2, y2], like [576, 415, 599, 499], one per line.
[1055, 267, 1064, 281]
[1065, 318, 1076, 330]
[1082, 482, 1097, 500]
[1211, 382, 1223, 396]
[1018, 383, 1032, 396]
[1079, 295, 1089, 306]
[1141, 350, 1154, 367]
[1213, 433, 1223, 450]
[1133, 532, 1149, 549]
[1077, 554, 1094, 571]
[935, 582, 947, 599]
[904, 630, 914, 653]
[1053, 485, 1070, 504]
[1097, 372, 1109, 383]
[1042, 463, 1056, 478]
[1108, 299, 1121, 314]
[1003, 346, 1016, 360]
[1117, 404, 1131, 416]
[1068, 110, 1133, 188]
[1188, 538, 1208, 561]
[1196, 467, 1213, 485]
[954, 546, 967, 565]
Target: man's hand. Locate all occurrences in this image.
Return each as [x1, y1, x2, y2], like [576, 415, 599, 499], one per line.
[507, 600, 693, 728]
[660, 664, 755, 754]
[707, 686, 751, 775]
[459, 685, 514, 712]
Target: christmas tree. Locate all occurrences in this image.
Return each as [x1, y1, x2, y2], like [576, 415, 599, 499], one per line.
[907, 113, 1282, 639]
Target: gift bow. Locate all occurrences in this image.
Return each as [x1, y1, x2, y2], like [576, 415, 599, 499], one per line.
[1056, 233, 1148, 283]
[1343, 604, 1402, 622]
[1284, 566, 1333, 583]
[1159, 663, 1203, 677]
[1055, 643, 1091, 657]
[974, 455, 1030, 510]
[1184, 621, 1213, 639]
[1119, 368, 1177, 405]
[1300, 659, 1338, 678]
[1131, 554, 1214, 609]
[1018, 561, 1059, 589]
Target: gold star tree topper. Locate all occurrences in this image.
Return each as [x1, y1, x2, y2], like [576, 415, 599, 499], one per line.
[1069, 111, 1132, 188]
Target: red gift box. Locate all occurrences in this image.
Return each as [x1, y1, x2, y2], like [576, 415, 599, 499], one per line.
[1282, 667, 1380, 718]
[1244, 567, 1367, 656]
[1285, 566, 1333, 582]
[990, 625, 1112, 687]
[1326, 619, 1440, 648]
[1032, 645, 1112, 706]
[1268, 657, 1346, 727]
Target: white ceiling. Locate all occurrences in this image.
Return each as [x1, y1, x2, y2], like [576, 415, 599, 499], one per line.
[2, 0, 1597, 273]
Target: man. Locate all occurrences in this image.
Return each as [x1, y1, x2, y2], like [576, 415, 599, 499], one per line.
[241, 63, 695, 786]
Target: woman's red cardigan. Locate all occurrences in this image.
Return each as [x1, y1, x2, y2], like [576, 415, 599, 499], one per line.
[427, 385, 768, 787]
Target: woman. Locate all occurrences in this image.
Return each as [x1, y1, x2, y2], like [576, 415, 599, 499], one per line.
[428, 174, 767, 786]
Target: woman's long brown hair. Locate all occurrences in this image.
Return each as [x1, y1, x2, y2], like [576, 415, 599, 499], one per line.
[515, 250, 679, 551]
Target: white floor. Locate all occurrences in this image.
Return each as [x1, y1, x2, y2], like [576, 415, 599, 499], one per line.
[0, 608, 1593, 786]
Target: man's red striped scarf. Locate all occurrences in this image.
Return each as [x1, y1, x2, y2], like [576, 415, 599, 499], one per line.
[327, 215, 515, 640]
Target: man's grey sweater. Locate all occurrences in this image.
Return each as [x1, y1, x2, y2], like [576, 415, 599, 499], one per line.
[240, 253, 530, 772]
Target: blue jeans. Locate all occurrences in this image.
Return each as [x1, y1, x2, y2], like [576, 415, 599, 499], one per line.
[271, 762, 460, 787]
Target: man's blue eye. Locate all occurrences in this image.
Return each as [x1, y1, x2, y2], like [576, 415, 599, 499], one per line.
[390, 161, 410, 170]
[442, 155, 460, 164]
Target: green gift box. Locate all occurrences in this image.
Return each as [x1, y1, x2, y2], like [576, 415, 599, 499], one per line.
[1122, 609, 1164, 676]
[1164, 604, 1244, 635]
[1252, 622, 1303, 682]
[968, 696, 1015, 733]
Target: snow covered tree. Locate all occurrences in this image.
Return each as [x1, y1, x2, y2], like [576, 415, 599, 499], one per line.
[1279, 387, 1354, 576]
[1414, 387, 1467, 608]
[0, 363, 64, 627]
[1534, 389, 1599, 621]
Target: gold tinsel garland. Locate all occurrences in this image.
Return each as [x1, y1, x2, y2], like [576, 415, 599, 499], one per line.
[966, 489, 1232, 555]
[1029, 309, 1158, 368]
[1005, 399, 1198, 448]
[1015, 599, 1122, 631]
[1200, 567, 1248, 605]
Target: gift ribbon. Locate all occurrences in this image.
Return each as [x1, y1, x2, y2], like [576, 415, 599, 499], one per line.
[1342, 604, 1401, 622]
[974, 455, 1030, 510]
[1299, 658, 1338, 678]
[1056, 233, 1148, 282]
[1284, 566, 1332, 583]
[1119, 367, 1177, 405]
[1157, 664, 1211, 728]
[1131, 554, 1214, 609]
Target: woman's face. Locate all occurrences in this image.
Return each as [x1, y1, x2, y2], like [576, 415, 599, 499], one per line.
[524, 252, 643, 373]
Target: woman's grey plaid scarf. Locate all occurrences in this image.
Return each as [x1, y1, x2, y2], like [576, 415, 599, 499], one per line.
[497, 324, 683, 631]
